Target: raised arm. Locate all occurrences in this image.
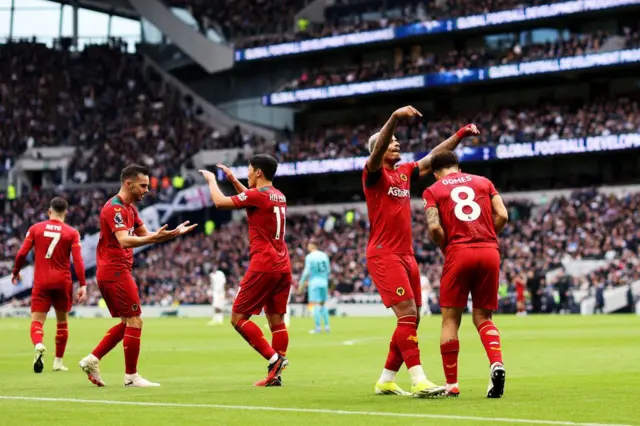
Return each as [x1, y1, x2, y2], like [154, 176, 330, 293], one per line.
[367, 106, 422, 173]
[199, 169, 238, 209]
[217, 163, 248, 194]
[417, 124, 480, 177]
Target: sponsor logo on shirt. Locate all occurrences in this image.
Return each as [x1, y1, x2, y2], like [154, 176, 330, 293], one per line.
[387, 187, 410, 198]
[238, 192, 248, 201]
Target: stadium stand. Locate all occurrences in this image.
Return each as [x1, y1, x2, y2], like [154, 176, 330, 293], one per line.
[281, 30, 638, 91]
[0, 39, 257, 181]
[183, 0, 571, 48]
[3, 3, 640, 318]
[232, 94, 640, 165]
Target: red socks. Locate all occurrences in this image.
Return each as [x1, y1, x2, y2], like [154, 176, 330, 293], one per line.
[123, 327, 142, 375]
[270, 323, 289, 357]
[477, 320, 503, 365]
[440, 339, 460, 384]
[92, 322, 126, 360]
[55, 322, 69, 358]
[384, 331, 404, 372]
[30, 321, 44, 346]
[394, 315, 421, 369]
[235, 319, 277, 361]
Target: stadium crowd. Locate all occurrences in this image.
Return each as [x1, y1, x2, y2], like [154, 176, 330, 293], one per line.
[179, 0, 569, 49]
[0, 39, 258, 182]
[233, 94, 640, 165]
[4, 39, 639, 179]
[283, 30, 638, 91]
[10, 188, 628, 309]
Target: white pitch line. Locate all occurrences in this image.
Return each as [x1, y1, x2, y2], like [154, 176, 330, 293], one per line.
[342, 337, 382, 346]
[0, 396, 632, 426]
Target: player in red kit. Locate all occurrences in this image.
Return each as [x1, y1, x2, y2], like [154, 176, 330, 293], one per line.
[79, 164, 196, 388]
[200, 154, 290, 387]
[364, 105, 480, 397]
[12, 197, 87, 373]
[514, 271, 527, 316]
[422, 151, 509, 398]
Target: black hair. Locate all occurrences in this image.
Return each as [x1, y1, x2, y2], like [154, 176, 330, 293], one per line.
[249, 154, 278, 181]
[120, 164, 150, 183]
[430, 151, 459, 172]
[50, 197, 68, 213]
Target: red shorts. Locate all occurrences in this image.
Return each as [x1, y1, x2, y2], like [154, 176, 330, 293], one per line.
[31, 285, 72, 313]
[516, 288, 525, 303]
[440, 247, 500, 310]
[98, 274, 142, 318]
[367, 254, 421, 308]
[233, 271, 292, 316]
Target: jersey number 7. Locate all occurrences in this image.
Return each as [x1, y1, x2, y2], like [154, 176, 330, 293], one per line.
[43, 231, 61, 259]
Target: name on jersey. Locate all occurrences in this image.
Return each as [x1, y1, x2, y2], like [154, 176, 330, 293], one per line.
[269, 194, 287, 203]
[388, 186, 410, 198]
[442, 176, 472, 185]
[45, 224, 62, 232]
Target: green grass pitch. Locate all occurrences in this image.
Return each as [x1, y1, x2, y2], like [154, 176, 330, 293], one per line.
[1, 315, 639, 426]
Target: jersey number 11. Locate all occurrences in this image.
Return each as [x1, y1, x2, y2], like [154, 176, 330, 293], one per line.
[273, 206, 287, 240]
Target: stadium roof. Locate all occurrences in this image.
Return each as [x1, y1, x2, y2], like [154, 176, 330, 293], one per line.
[49, 0, 139, 20]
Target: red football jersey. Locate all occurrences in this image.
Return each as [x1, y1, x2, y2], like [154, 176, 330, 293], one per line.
[515, 277, 525, 295]
[96, 195, 143, 280]
[362, 162, 418, 257]
[230, 187, 291, 273]
[422, 171, 499, 253]
[13, 219, 85, 288]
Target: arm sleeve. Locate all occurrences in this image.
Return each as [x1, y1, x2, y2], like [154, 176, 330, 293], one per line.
[70, 231, 87, 287]
[103, 205, 126, 233]
[487, 179, 499, 198]
[230, 189, 263, 210]
[300, 256, 311, 284]
[422, 188, 438, 210]
[404, 162, 420, 182]
[363, 163, 385, 188]
[12, 227, 34, 275]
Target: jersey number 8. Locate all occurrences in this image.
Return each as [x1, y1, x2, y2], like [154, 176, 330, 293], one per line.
[451, 186, 481, 222]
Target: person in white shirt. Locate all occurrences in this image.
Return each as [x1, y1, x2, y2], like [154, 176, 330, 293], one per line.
[421, 274, 432, 317]
[208, 269, 226, 325]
